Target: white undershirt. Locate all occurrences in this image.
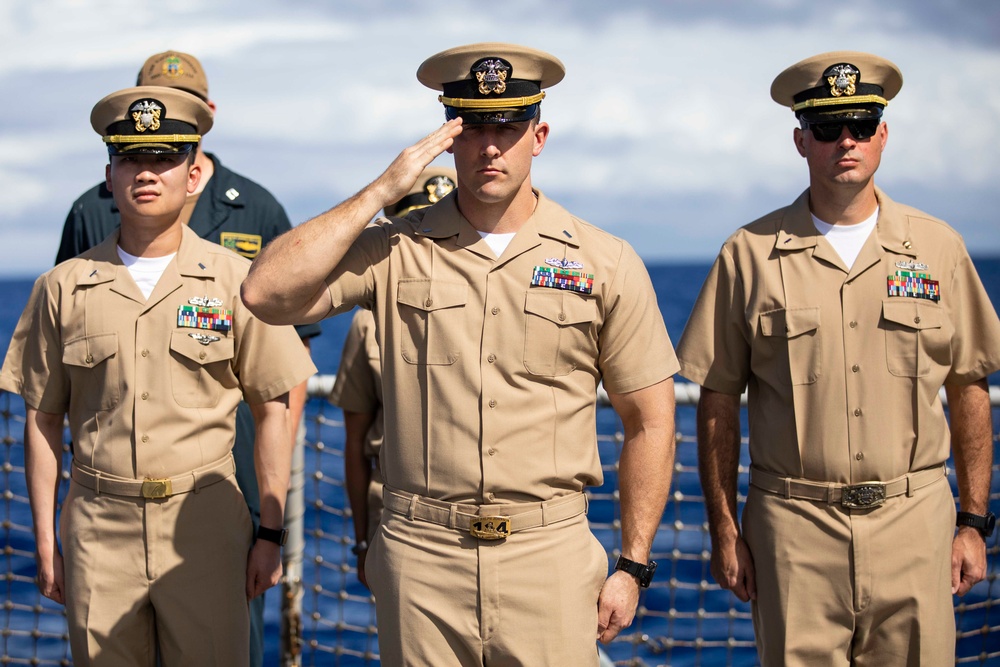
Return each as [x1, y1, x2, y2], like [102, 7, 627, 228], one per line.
[477, 231, 516, 257]
[117, 246, 176, 299]
[811, 207, 878, 269]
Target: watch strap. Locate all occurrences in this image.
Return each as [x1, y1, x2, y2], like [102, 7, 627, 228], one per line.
[614, 555, 657, 588]
[957, 511, 996, 538]
[256, 525, 288, 546]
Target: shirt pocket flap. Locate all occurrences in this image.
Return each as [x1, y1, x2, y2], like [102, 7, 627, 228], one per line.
[760, 307, 820, 338]
[524, 291, 597, 326]
[63, 333, 118, 368]
[397, 280, 468, 312]
[882, 299, 943, 330]
[170, 331, 236, 365]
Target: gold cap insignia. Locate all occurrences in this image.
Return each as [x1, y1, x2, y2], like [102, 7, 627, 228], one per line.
[425, 175, 456, 204]
[163, 55, 184, 79]
[472, 58, 510, 95]
[825, 64, 859, 98]
[130, 99, 162, 133]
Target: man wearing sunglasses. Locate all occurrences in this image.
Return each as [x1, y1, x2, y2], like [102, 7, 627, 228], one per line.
[678, 51, 1000, 665]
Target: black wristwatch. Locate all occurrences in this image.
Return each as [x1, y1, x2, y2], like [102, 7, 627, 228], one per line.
[957, 511, 996, 538]
[615, 555, 657, 588]
[256, 525, 288, 546]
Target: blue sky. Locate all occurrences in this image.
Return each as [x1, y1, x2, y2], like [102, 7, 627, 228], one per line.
[1, 0, 998, 276]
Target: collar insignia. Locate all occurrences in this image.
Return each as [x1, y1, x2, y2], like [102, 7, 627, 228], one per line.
[189, 296, 224, 307]
[188, 333, 220, 346]
[472, 58, 511, 96]
[545, 257, 584, 270]
[131, 99, 162, 133]
[825, 64, 859, 98]
[425, 175, 456, 204]
[895, 260, 928, 271]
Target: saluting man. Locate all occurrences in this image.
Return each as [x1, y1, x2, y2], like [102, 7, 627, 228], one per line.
[678, 51, 1000, 665]
[1, 85, 315, 665]
[242, 43, 679, 666]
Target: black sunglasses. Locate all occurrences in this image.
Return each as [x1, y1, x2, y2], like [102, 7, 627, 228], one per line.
[803, 118, 881, 142]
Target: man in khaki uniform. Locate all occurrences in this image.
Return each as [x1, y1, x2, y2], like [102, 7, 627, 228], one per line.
[677, 51, 1000, 665]
[55, 50, 321, 667]
[243, 43, 678, 666]
[0, 85, 315, 665]
[330, 166, 457, 590]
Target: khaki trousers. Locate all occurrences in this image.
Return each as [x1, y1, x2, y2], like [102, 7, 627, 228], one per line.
[368, 507, 607, 666]
[61, 474, 253, 666]
[743, 475, 956, 666]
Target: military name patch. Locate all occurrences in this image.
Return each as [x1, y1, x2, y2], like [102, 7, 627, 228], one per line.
[531, 266, 594, 294]
[221, 232, 263, 259]
[887, 270, 939, 302]
[178, 305, 233, 332]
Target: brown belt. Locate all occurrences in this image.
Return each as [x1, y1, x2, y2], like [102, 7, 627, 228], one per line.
[70, 454, 236, 499]
[749, 465, 946, 509]
[382, 486, 588, 540]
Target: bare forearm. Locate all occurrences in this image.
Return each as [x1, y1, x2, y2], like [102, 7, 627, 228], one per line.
[25, 409, 66, 559]
[697, 388, 743, 544]
[947, 379, 993, 515]
[343, 412, 377, 545]
[242, 118, 464, 325]
[250, 396, 293, 529]
[242, 189, 383, 325]
[610, 379, 676, 561]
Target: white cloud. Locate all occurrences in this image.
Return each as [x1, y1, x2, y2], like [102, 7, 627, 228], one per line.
[0, 0, 997, 276]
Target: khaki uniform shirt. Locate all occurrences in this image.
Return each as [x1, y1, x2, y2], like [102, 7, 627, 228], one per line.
[678, 187, 1000, 482]
[329, 308, 384, 459]
[324, 190, 678, 503]
[1, 226, 316, 479]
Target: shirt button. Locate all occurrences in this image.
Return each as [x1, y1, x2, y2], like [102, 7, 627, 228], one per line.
[914, 316, 921, 324]
[849, 321, 858, 328]
[491, 307, 500, 316]
[558, 313, 566, 322]
[199, 351, 207, 360]
[488, 448, 496, 456]
[85, 354, 94, 364]
[852, 364, 860, 373]
[141, 349, 149, 357]
[489, 399, 497, 409]
[424, 298, 433, 308]
[854, 408, 862, 417]
[487, 492, 496, 501]
[141, 434, 149, 443]
[856, 452, 864, 461]
[487, 354, 496, 363]
[141, 392, 149, 400]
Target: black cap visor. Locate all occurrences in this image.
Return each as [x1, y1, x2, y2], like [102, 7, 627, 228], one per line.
[445, 103, 539, 124]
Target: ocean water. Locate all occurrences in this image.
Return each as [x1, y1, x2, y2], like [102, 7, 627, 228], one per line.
[0, 257, 998, 665]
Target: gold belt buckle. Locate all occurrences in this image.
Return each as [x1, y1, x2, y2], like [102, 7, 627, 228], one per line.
[141, 478, 173, 499]
[470, 515, 511, 540]
[841, 483, 886, 509]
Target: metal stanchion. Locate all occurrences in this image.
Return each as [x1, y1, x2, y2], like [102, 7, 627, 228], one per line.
[281, 414, 307, 667]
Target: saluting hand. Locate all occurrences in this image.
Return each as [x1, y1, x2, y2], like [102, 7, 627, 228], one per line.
[370, 118, 463, 210]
